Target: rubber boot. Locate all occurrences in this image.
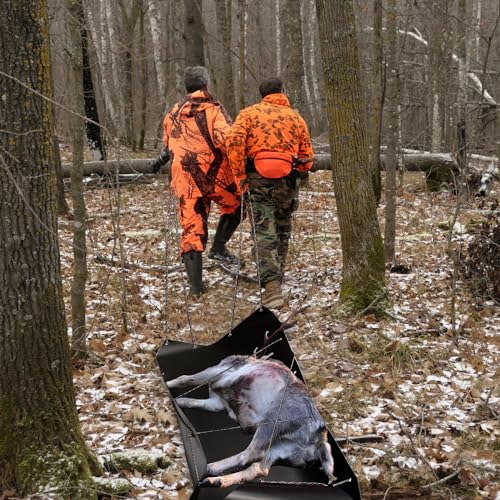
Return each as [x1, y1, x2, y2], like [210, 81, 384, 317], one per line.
[208, 213, 241, 265]
[182, 251, 206, 297]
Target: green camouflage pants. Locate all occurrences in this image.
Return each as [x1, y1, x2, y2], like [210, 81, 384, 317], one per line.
[248, 173, 298, 285]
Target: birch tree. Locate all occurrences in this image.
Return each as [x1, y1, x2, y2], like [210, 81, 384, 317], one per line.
[66, 0, 88, 360]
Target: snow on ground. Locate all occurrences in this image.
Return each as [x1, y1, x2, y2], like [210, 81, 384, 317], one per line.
[58, 168, 499, 499]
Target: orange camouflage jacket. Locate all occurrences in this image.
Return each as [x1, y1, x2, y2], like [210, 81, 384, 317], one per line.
[225, 93, 314, 189]
[163, 90, 235, 199]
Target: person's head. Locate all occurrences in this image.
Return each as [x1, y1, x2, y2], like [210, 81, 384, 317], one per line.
[184, 66, 209, 93]
[259, 77, 284, 98]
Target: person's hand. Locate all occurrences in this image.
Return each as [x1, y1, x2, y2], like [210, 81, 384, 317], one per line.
[150, 157, 163, 173]
[151, 148, 171, 174]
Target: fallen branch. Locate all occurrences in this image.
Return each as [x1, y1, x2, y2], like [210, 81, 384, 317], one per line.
[422, 469, 460, 489]
[336, 434, 385, 445]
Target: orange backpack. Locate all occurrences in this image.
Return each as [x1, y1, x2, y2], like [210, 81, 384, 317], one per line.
[253, 151, 295, 179]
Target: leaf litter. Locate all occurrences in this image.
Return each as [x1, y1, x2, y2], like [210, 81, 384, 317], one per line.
[57, 166, 499, 500]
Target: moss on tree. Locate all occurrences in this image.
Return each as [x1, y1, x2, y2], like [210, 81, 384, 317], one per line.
[338, 234, 389, 317]
[16, 444, 97, 500]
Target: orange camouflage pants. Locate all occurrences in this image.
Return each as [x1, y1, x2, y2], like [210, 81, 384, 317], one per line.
[178, 188, 240, 255]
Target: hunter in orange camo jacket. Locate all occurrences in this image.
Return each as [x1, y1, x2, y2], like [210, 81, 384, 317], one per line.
[225, 78, 314, 309]
[225, 92, 314, 192]
[162, 89, 240, 254]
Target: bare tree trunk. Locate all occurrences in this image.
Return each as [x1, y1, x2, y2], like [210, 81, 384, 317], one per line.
[184, 0, 204, 66]
[369, 0, 383, 204]
[384, 0, 399, 264]
[315, 0, 386, 315]
[118, 1, 141, 148]
[215, 0, 236, 118]
[85, 1, 117, 134]
[0, 0, 96, 494]
[104, 0, 124, 136]
[148, 0, 167, 102]
[457, 0, 468, 173]
[275, 0, 281, 75]
[138, 4, 147, 150]
[282, 0, 310, 187]
[429, 0, 449, 153]
[282, 0, 305, 114]
[48, 28, 69, 215]
[79, 1, 106, 160]
[66, 0, 88, 360]
[54, 134, 69, 215]
[238, 0, 247, 110]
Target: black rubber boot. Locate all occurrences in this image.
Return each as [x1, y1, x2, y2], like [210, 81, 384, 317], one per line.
[182, 251, 206, 297]
[208, 213, 241, 265]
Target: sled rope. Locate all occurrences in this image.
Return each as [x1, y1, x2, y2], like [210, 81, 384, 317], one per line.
[195, 415, 315, 435]
[258, 477, 352, 488]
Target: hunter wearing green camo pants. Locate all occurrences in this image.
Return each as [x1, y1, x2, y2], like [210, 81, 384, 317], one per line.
[226, 77, 314, 309]
[249, 173, 297, 286]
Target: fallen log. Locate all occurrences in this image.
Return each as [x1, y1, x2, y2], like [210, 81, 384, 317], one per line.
[312, 152, 459, 190]
[64, 154, 458, 178]
[312, 152, 457, 172]
[62, 151, 496, 192]
[61, 158, 166, 178]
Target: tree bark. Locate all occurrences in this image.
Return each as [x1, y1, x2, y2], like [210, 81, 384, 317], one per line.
[0, 0, 95, 496]
[138, 4, 147, 150]
[215, 0, 236, 118]
[184, 0, 204, 66]
[384, 0, 399, 263]
[369, 0, 383, 204]
[79, 1, 106, 160]
[428, 0, 450, 153]
[53, 134, 69, 215]
[315, 0, 386, 315]
[118, 1, 141, 148]
[457, 0, 468, 174]
[66, 0, 89, 361]
[282, 0, 305, 115]
[148, 0, 167, 102]
[238, 0, 247, 110]
[282, 0, 309, 187]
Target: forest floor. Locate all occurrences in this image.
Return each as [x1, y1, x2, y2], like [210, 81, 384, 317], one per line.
[57, 148, 499, 500]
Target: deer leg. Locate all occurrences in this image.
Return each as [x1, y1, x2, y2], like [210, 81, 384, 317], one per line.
[201, 461, 270, 488]
[175, 394, 226, 412]
[167, 365, 228, 389]
[319, 431, 336, 483]
[205, 424, 272, 477]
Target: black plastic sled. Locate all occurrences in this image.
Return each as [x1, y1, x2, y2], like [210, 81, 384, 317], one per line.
[156, 307, 361, 500]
